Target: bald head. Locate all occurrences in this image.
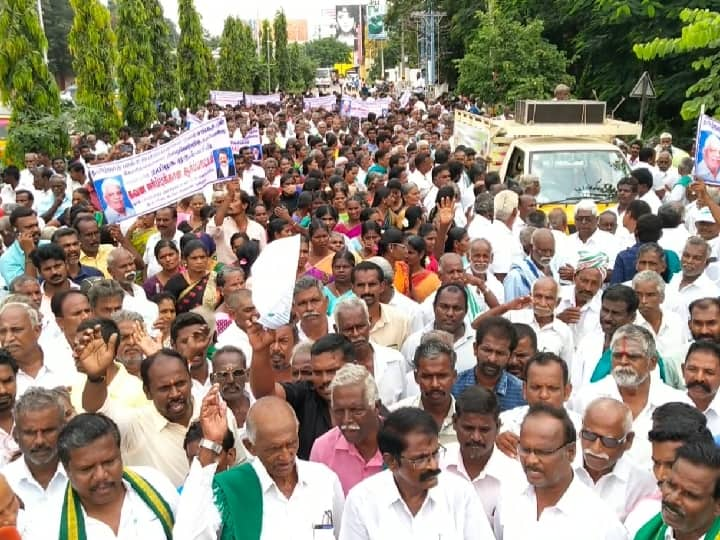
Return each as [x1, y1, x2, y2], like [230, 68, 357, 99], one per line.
[438, 252, 464, 284]
[532, 276, 558, 297]
[245, 396, 299, 444]
[584, 397, 633, 433]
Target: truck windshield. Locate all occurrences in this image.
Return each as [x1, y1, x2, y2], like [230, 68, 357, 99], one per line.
[530, 149, 630, 204]
[316, 69, 330, 77]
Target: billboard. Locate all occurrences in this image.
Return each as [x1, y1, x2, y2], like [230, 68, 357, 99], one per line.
[367, 0, 387, 40]
[335, 5, 363, 65]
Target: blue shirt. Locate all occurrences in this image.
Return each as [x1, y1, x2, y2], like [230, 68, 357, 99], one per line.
[611, 243, 682, 284]
[451, 369, 526, 412]
[503, 257, 542, 301]
[69, 264, 104, 286]
[0, 239, 48, 286]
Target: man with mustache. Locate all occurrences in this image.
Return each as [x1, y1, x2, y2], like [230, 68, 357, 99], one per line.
[267, 323, 298, 383]
[668, 236, 720, 317]
[494, 404, 627, 539]
[0, 351, 18, 468]
[172, 313, 214, 397]
[107, 247, 158, 332]
[556, 250, 606, 345]
[53, 413, 178, 540]
[341, 406, 493, 539]
[504, 229, 556, 302]
[571, 324, 691, 467]
[250, 328, 355, 459]
[51, 227, 103, 285]
[75, 216, 115, 278]
[334, 297, 405, 406]
[507, 276, 574, 364]
[635, 441, 720, 540]
[1, 388, 67, 526]
[292, 277, 332, 342]
[666, 298, 720, 385]
[441, 386, 525, 521]
[392, 338, 459, 445]
[574, 397, 657, 522]
[508, 323, 538, 380]
[683, 341, 720, 436]
[31, 243, 76, 328]
[466, 238, 505, 302]
[215, 290, 257, 365]
[0, 206, 44, 285]
[77, 324, 200, 487]
[310, 364, 383, 495]
[451, 316, 526, 412]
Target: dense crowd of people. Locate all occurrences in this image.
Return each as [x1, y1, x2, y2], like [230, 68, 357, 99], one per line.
[0, 89, 716, 539]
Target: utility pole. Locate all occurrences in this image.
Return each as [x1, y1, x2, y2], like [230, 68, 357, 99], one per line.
[36, 0, 48, 64]
[411, 2, 445, 86]
[400, 21, 405, 81]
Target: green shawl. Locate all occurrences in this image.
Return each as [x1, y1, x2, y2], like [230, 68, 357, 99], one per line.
[635, 511, 720, 540]
[213, 462, 264, 540]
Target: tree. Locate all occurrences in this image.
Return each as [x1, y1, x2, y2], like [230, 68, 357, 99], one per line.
[635, 8, 720, 120]
[218, 17, 257, 92]
[0, 0, 63, 163]
[42, 0, 74, 87]
[456, 9, 573, 105]
[146, 0, 179, 112]
[116, 0, 155, 130]
[274, 10, 290, 91]
[257, 19, 276, 93]
[177, 0, 212, 109]
[288, 43, 316, 93]
[68, 0, 120, 134]
[304, 38, 352, 66]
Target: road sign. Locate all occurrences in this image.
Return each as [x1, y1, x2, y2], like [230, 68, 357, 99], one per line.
[630, 72, 656, 99]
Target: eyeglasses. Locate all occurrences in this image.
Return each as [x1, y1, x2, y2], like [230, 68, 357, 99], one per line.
[516, 442, 570, 458]
[580, 429, 628, 449]
[400, 445, 446, 469]
[211, 368, 247, 383]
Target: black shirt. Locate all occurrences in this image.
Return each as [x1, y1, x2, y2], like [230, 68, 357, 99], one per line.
[281, 381, 331, 459]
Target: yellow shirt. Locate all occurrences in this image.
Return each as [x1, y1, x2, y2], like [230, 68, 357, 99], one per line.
[70, 362, 147, 413]
[79, 243, 115, 277]
[370, 303, 411, 351]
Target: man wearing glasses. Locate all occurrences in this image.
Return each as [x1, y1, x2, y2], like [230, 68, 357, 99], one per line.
[494, 404, 627, 539]
[340, 406, 493, 539]
[574, 397, 657, 522]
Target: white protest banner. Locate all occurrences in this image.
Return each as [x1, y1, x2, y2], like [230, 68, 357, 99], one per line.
[209, 90, 245, 107]
[185, 111, 202, 130]
[303, 95, 337, 111]
[695, 114, 720, 186]
[245, 93, 281, 106]
[88, 117, 234, 224]
[399, 90, 411, 109]
[231, 126, 263, 161]
[340, 95, 390, 118]
[251, 234, 300, 329]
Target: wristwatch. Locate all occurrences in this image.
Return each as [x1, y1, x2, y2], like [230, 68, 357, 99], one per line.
[199, 438, 223, 455]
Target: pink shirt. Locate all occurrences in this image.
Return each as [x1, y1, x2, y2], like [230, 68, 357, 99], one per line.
[309, 426, 383, 495]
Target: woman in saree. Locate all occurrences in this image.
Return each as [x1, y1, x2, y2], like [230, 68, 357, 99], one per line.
[359, 220, 382, 260]
[303, 219, 335, 284]
[164, 239, 220, 313]
[334, 195, 364, 242]
[185, 193, 207, 232]
[377, 227, 410, 296]
[214, 266, 247, 335]
[142, 239, 181, 297]
[406, 235, 441, 303]
[323, 249, 356, 314]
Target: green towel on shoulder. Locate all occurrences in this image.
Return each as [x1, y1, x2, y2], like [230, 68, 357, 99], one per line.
[634, 511, 720, 540]
[213, 462, 263, 540]
[590, 348, 667, 384]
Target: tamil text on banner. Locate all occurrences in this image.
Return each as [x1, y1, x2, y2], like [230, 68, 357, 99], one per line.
[245, 93, 282, 106]
[88, 117, 234, 224]
[695, 114, 720, 186]
[209, 90, 245, 107]
[303, 95, 337, 111]
[231, 126, 263, 160]
[252, 234, 300, 329]
[340, 95, 389, 118]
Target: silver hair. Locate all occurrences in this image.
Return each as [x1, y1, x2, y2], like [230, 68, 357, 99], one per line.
[685, 236, 712, 260]
[86, 279, 124, 307]
[8, 275, 37, 294]
[290, 341, 312, 365]
[293, 276, 323, 299]
[632, 270, 665, 298]
[585, 397, 633, 434]
[519, 226, 537, 247]
[678, 156, 694, 175]
[610, 324, 657, 361]
[574, 199, 598, 217]
[413, 337, 457, 370]
[420, 329, 455, 348]
[334, 297, 369, 328]
[530, 227, 555, 247]
[106, 247, 132, 270]
[101, 177, 122, 196]
[110, 309, 144, 324]
[401, 182, 418, 196]
[0, 301, 39, 327]
[329, 364, 379, 408]
[14, 387, 65, 426]
[224, 289, 253, 310]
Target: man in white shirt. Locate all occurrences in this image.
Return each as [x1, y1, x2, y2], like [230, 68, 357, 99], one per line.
[657, 202, 689, 259]
[575, 397, 658, 522]
[238, 146, 266, 194]
[333, 297, 405, 406]
[341, 406, 493, 540]
[442, 385, 525, 521]
[408, 151, 433, 198]
[668, 236, 720, 315]
[563, 199, 619, 281]
[682, 341, 720, 436]
[466, 238, 505, 303]
[483, 190, 523, 281]
[142, 206, 184, 278]
[467, 194, 494, 242]
[507, 277, 574, 365]
[107, 247, 158, 332]
[214, 289, 255, 365]
[494, 404, 627, 539]
[556, 250, 605, 345]
[634, 168, 663, 214]
[175, 392, 345, 540]
[571, 324, 692, 468]
[52, 413, 178, 540]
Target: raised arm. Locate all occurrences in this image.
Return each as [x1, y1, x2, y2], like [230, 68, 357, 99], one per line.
[247, 320, 287, 400]
[74, 325, 118, 412]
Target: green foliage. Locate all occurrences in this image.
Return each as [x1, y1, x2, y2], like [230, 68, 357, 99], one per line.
[456, 10, 573, 104]
[634, 8, 720, 119]
[304, 38, 352, 66]
[117, 0, 156, 130]
[257, 19, 277, 93]
[287, 43, 317, 94]
[146, 0, 179, 112]
[177, 0, 212, 109]
[0, 0, 62, 163]
[7, 110, 70, 161]
[218, 17, 257, 92]
[42, 0, 74, 85]
[274, 10, 290, 91]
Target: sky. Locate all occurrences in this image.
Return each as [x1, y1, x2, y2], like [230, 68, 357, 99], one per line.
[158, 0, 338, 36]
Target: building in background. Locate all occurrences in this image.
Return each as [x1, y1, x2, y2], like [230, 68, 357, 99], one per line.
[287, 19, 309, 43]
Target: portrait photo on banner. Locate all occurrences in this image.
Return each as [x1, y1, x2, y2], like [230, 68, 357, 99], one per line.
[695, 115, 720, 186]
[213, 147, 237, 180]
[93, 175, 136, 224]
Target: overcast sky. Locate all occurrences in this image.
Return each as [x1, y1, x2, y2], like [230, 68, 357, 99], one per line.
[158, 0, 338, 35]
